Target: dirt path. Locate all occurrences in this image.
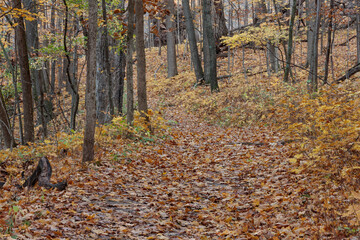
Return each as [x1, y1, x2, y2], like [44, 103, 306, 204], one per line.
[4, 108, 344, 239]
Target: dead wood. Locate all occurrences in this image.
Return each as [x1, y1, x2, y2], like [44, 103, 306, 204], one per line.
[335, 63, 360, 83]
[20, 157, 67, 191]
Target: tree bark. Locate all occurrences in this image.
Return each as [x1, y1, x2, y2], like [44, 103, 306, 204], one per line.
[324, 0, 334, 84]
[182, 0, 204, 83]
[135, 0, 149, 121]
[0, 89, 13, 149]
[126, 0, 135, 126]
[83, 0, 97, 163]
[166, 0, 178, 78]
[202, 0, 219, 92]
[63, 0, 79, 131]
[283, 0, 297, 82]
[307, 0, 321, 92]
[96, 0, 113, 124]
[13, 0, 34, 143]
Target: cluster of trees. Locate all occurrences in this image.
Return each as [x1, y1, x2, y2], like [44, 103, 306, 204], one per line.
[1, 0, 360, 161]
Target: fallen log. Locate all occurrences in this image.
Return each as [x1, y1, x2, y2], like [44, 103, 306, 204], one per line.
[335, 63, 360, 83]
[20, 157, 67, 191]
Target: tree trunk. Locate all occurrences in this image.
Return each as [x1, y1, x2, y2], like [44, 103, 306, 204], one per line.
[24, 0, 48, 139]
[83, 0, 98, 163]
[307, 0, 321, 92]
[135, 0, 149, 121]
[213, 0, 228, 44]
[357, 0, 360, 63]
[324, 0, 334, 84]
[126, 0, 135, 125]
[0, 89, 13, 149]
[96, 0, 113, 124]
[63, 0, 79, 131]
[166, 0, 178, 78]
[203, 0, 219, 92]
[13, 0, 34, 143]
[182, 0, 204, 83]
[306, 0, 316, 67]
[284, 0, 297, 83]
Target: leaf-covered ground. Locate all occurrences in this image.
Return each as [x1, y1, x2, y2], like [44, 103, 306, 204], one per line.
[1, 38, 360, 239]
[1, 104, 358, 239]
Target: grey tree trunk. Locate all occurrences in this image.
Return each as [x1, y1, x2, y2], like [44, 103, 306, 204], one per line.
[307, 0, 321, 92]
[136, 0, 149, 121]
[0, 89, 14, 149]
[306, 0, 316, 67]
[126, 0, 135, 125]
[213, 0, 228, 44]
[182, 0, 204, 83]
[284, 0, 297, 82]
[63, 0, 79, 131]
[166, 0, 178, 78]
[324, 0, 334, 84]
[24, 0, 48, 138]
[14, 0, 34, 143]
[96, 0, 113, 124]
[357, 0, 360, 63]
[83, 0, 97, 163]
[203, 0, 219, 92]
[50, 0, 56, 94]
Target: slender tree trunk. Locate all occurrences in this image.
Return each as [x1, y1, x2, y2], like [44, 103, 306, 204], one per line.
[126, 0, 135, 125]
[13, 0, 34, 143]
[136, 0, 149, 121]
[306, 0, 316, 67]
[357, 0, 360, 63]
[182, 0, 204, 83]
[203, 0, 219, 92]
[0, 89, 13, 149]
[324, 0, 334, 84]
[24, 0, 48, 139]
[284, 0, 297, 82]
[63, 0, 79, 131]
[166, 0, 178, 78]
[83, 0, 98, 163]
[96, 0, 113, 124]
[307, 0, 321, 92]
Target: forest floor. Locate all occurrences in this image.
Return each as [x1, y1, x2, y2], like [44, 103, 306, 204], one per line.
[0, 104, 357, 239]
[1, 43, 360, 239]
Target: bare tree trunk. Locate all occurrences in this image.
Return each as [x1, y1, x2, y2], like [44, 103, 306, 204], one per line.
[182, 0, 204, 83]
[63, 0, 79, 131]
[307, 0, 321, 92]
[306, 0, 316, 67]
[284, 0, 297, 82]
[0, 89, 13, 149]
[126, 0, 135, 125]
[357, 0, 360, 63]
[324, 0, 334, 84]
[136, 0, 149, 121]
[83, 0, 97, 163]
[13, 0, 34, 143]
[203, 0, 219, 92]
[166, 0, 178, 78]
[96, 0, 113, 124]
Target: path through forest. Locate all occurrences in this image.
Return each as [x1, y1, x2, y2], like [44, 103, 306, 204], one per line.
[3, 106, 346, 239]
